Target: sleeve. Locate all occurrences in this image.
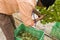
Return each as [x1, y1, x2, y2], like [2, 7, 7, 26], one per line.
[16, 0, 36, 26]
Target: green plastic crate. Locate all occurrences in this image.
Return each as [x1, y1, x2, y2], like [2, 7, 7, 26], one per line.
[14, 24, 44, 40]
[50, 22, 60, 40]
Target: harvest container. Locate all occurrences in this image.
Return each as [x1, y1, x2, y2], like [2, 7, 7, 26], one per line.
[14, 24, 44, 40]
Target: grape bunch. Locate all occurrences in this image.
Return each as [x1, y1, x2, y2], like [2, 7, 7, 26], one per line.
[18, 31, 38, 40]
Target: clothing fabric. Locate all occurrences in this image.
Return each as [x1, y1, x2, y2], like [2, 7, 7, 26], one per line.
[0, 0, 36, 26]
[0, 0, 36, 15]
[0, 13, 15, 40]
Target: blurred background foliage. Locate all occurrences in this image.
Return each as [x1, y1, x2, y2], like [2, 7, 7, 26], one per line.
[36, 0, 60, 24]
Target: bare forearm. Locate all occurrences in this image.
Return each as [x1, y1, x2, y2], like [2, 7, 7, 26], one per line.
[33, 9, 46, 22]
[33, 9, 41, 17]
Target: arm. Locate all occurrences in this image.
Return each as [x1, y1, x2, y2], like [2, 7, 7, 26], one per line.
[16, 0, 36, 26]
[33, 9, 46, 22]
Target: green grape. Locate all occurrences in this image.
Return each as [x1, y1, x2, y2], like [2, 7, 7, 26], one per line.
[36, 0, 60, 24]
[18, 31, 38, 40]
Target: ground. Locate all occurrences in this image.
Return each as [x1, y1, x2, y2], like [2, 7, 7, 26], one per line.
[0, 28, 53, 40]
[0, 13, 55, 40]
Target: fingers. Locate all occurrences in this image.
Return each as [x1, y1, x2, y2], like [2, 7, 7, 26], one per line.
[33, 15, 45, 22]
